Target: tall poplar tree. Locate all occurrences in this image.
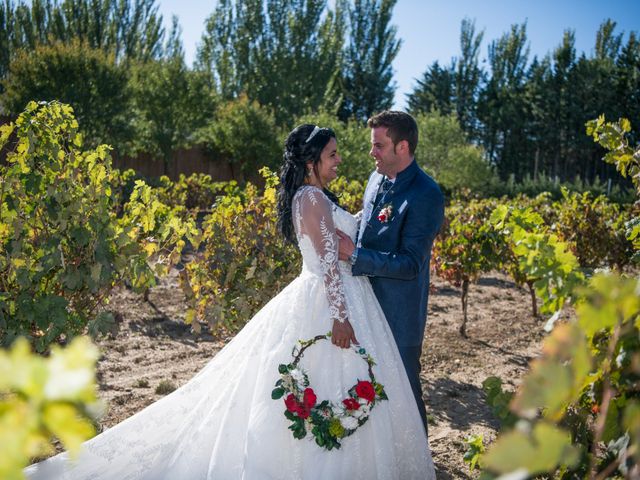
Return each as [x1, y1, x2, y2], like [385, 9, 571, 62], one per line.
[407, 19, 483, 138]
[198, 0, 344, 125]
[0, 0, 166, 98]
[454, 18, 484, 137]
[339, 0, 400, 121]
[477, 22, 530, 178]
[616, 32, 640, 144]
[406, 61, 454, 116]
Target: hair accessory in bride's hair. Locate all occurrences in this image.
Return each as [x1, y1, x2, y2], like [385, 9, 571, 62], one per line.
[271, 333, 388, 451]
[305, 125, 321, 143]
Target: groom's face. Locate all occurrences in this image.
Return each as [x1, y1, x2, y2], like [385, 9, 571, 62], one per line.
[370, 127, 400, 178]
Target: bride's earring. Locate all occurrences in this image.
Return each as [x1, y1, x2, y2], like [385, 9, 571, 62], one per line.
[305, 166, 314, 182]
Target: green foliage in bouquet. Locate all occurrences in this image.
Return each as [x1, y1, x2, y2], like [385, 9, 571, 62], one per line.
[272, 334, 388, 451]
[0, 101, 198, 351]
[0, 336, 100, 480]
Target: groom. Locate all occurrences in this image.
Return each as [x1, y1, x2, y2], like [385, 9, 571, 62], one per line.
[337, 110, 444, 433]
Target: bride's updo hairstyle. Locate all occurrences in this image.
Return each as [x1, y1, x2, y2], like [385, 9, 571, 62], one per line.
[277, 124, 339, 244]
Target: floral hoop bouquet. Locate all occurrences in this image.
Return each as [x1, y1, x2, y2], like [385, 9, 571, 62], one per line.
[271, 332, 388, 451]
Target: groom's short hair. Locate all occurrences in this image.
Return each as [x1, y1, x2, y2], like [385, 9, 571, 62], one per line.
[367, 111, 418, 155]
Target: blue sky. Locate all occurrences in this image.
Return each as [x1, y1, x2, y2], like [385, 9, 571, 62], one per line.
[157, 0, 640, 109]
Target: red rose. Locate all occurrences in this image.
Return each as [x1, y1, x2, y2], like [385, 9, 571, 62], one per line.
[298, 406, 311, 419]
[285, 394, 300, 413]
[378, 212, 387, 222]
[303, 388, 317, 409]
[343, 397, 360, 410]
[355, 381, 376, 402]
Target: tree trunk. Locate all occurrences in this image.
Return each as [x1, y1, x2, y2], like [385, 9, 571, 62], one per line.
[460, 279, 469, 337]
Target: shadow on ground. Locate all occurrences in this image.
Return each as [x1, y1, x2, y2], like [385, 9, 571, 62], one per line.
[425, 377, 499, 431]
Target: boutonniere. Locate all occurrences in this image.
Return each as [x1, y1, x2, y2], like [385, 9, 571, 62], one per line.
[377, 203, 393, 223]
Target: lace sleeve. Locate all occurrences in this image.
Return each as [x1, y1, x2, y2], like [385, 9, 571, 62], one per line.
[294, 187, 349, 323]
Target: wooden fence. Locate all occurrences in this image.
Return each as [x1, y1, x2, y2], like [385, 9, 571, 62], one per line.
[112, 146, 240, 182]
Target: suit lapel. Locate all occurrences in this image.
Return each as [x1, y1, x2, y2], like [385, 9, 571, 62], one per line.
[357, 173, 383, 246]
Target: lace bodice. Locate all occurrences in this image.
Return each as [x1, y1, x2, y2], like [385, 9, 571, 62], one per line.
[292, 186, 358, 324]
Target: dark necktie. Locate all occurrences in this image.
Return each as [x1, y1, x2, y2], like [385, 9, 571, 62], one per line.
[374, 178, 393, 207]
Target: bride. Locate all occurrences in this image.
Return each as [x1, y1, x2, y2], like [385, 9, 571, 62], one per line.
[25, 124, 436, 479]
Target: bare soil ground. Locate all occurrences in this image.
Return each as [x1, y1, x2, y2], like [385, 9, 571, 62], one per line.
[87, 268, 548, 479]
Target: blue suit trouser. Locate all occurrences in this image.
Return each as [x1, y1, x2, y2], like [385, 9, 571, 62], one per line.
[397, 345, 428, 436]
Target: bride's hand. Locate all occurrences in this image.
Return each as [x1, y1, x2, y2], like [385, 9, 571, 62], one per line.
[332, 319, 359, 349]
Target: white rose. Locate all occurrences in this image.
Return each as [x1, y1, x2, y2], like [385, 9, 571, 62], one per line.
[352, 408, 365, 419]
[340, 416, 359, 431]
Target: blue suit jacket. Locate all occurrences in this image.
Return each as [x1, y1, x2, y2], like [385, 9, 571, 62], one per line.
[352, 161, 444, 347]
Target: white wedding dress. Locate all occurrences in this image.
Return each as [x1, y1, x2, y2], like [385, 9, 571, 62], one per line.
[26, 185, 436, 479]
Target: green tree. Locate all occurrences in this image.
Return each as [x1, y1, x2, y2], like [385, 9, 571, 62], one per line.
[524, 55, 553, 181]
[616, 32, 640, 145]
[0, 1, 17, 88]
[550, 31, 578, 180]
[408, 18, 484, 138]
[198, 0, 344, 125]
[197, 0, 255, 100]
[414, 111, 496, 195]
[1, 39, 132, 149]
[406, 61, 454, 116]
[5, 0, 164, 59]
[454, 18, 484, 137]
[339, 0, 400, 121]
[129, 19, 218, 172]
[195, 95, 281, 181]
[477, 22, 530, 179]
[0, 0, 166, 97]
[576, 20, 624, 181]
[294, 109, 371, 182]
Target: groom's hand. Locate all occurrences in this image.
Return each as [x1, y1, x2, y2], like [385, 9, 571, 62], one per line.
[336, 229, 355, 261]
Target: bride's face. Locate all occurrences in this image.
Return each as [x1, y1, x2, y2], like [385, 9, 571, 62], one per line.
[311, 137, 342, 186]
